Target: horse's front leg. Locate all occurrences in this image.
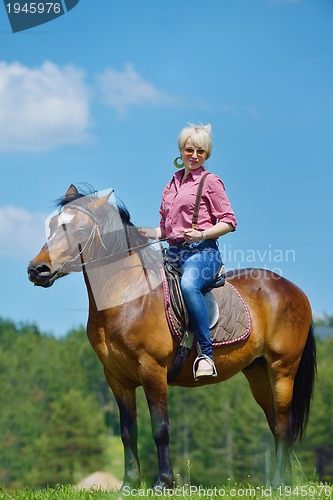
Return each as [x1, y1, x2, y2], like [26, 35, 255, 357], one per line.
[104, 369, 141, 489]
[142, 369, 174, 489]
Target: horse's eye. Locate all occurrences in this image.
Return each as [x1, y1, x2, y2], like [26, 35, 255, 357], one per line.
[75, 228, 87, 239]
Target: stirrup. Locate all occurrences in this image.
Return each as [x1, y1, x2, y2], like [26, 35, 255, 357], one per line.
[193, 354, 218, 381]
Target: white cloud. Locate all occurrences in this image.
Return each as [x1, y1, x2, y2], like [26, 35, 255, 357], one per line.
[0, 61, 92, 152]
[0, 61, 180, 151]
[96, 63, 178, 116]
[0, 206, 47, 259]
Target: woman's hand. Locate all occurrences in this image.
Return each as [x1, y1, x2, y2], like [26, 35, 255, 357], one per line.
[183, 222, 233, 243]
[183, 229, 204, 243]
[138, 227, 161, 239]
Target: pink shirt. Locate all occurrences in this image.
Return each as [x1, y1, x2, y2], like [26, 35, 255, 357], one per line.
[159, 167, 237, 244]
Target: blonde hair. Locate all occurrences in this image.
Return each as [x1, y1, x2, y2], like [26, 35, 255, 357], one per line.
[177, 123, 213, 159]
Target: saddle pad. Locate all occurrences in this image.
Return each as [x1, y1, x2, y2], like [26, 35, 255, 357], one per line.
[209, 282, 251, 347]
[161, 270, 251, 348]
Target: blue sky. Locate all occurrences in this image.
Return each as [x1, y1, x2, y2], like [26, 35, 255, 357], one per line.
[0, 0, 332, 337]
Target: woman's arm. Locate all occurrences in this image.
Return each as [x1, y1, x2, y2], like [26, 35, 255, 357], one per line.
[183, 221, 234, 244]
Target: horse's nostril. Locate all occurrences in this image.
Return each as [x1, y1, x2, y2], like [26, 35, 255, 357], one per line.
[36, 264, 51, 277]
[28, 263, 51, 278]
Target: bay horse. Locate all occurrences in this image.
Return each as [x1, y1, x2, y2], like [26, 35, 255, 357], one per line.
[27, 185, 316, 489]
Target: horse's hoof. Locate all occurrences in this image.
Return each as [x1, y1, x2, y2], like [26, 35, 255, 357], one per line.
[154, 476, 175, 491]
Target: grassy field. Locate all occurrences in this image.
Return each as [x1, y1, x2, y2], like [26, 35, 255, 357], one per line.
[0, 482, 332, 499]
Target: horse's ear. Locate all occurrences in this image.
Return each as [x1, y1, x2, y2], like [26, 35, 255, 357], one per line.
[65, 184, 79, 200]
[88, 191, 113, 211]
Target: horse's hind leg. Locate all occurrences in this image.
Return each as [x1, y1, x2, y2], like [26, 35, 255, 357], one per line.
[243, 360, 292, 486]
[269, 370, 296, 487]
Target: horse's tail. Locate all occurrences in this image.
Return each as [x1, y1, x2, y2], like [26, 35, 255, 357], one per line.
[290, 321, 317, 442]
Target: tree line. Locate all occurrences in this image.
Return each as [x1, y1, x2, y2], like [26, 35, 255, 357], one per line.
[0, 317, 332, 489]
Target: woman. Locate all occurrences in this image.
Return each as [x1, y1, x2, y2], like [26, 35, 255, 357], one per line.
[142, 124, 237, 380]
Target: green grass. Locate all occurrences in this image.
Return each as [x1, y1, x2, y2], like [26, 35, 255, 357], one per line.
[0, 486, 118, 499]
[0, 482, 331, 499]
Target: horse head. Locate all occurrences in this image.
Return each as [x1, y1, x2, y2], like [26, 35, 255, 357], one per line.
[27, 184, 113, 288]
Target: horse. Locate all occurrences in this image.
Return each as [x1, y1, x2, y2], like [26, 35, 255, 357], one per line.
[27, 185, 316, 489]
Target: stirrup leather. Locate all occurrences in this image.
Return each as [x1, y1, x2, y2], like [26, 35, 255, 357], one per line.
[193, 354, 218, 381]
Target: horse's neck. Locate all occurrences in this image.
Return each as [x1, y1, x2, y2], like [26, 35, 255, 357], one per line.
[83, 251, 161, 313]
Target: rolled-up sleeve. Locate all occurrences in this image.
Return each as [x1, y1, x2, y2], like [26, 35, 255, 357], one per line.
[206, 175, 237, 230]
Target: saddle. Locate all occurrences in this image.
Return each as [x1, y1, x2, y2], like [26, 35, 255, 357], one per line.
[162, 259, 251, 382]
[163, 256, 225, 337]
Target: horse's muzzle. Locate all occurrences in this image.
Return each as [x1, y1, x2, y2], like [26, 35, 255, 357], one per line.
[27, 261, 60, 288]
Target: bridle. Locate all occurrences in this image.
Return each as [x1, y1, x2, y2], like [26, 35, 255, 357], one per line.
[58, 204, 111, 271]
[43, 203, 109, 286]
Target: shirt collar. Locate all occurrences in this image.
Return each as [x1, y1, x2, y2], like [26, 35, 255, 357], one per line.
[174, 166, 206, 183]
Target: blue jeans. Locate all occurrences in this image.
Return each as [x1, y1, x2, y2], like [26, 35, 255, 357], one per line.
[166, 240, 222, 358]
